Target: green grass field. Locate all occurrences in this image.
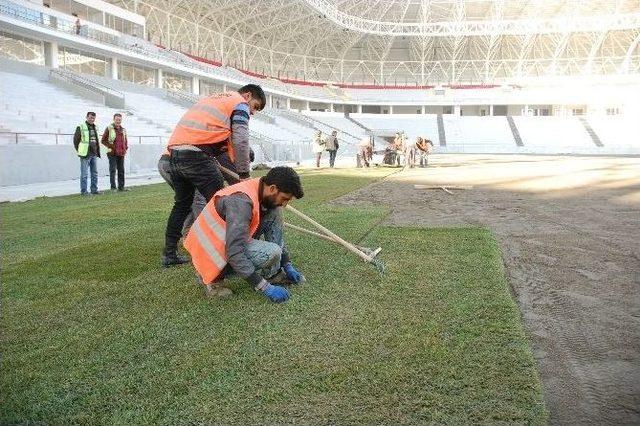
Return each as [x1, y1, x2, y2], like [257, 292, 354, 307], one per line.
[1, 169, 546, 424]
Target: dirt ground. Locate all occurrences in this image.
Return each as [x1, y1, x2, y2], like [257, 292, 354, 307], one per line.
[333, 154, 640, 425]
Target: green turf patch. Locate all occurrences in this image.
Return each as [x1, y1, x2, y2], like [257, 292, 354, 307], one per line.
[1, 168, 546, 424]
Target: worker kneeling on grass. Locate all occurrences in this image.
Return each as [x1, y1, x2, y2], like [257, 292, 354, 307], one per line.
[185, 166, 305, 303]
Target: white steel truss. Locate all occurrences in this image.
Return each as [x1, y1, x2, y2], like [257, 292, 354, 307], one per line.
[108, 0, 640, 84]
[304, 0, 640, 36]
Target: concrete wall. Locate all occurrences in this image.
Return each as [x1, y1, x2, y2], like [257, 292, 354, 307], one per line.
[393, 105, 422, 114]
[1, 144, 165, 186]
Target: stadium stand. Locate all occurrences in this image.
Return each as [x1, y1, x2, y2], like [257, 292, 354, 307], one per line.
[1, 0, 638, 188]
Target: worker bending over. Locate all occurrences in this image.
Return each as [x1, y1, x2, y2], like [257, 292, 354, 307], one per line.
[185, 167, 305, 303]
[161, 84, 266, 267]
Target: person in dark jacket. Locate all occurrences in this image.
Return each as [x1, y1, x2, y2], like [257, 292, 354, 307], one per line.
[73, 111, 101, 195]
[157, 149, 255, 237]
[325, 130, 339, 168]
[101, 113, 129, 191]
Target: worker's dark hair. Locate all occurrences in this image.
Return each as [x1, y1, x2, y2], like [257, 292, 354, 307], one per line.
[113, 113, 122, 118]
[263, 166, 304, 199]
[86, 111, 96, 117]
[238, 84, 266, 110]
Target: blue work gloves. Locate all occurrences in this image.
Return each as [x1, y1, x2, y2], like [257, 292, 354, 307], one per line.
[260, 282, 290, 303]
[284, 262, 304, 284]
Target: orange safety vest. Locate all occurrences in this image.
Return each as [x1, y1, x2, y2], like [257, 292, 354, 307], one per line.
[184, 178, 261, 284]
[167, 91, 248, 161]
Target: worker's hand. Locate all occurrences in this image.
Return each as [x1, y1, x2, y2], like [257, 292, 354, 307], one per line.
[284, 263, 304, 284]
[260, 282, 290, 303]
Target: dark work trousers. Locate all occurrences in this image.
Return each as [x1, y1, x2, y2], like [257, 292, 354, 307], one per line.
[163, 149, 225, 255]
[108, 154, 125, 189]
[328, 150, 337, 168]
[159, 152, 240, 242]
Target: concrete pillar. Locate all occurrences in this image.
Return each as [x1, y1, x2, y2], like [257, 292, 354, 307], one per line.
[286, 98, 291, 110]
[489, 104, 494, 116]
[192, 76, 200, 95]
[389, 105, 394, 114]
[305, 101, 310, 111]
[268, 94, 273, 108]
[523, 105, 529, 116]
[454, 105, 461, 116]
[421, 105, 426, 114]
[157, 68, 163, 89]
[44, 41, 58, 69]
[330, 103, 335, 112]
[357, 104, 362, 113]
[110, 57, 118, 80]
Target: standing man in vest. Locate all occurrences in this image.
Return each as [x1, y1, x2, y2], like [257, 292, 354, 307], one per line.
[185, 166, 305, 302]
[161, 84, 266, 267]
[73, 111, 101, 196]
[101, 113, 129, 191]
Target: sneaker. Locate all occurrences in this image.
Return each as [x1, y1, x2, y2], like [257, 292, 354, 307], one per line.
[91, 191, 101, 195]
[161, 253, 191, 267]
[118, 188, 130, 192]
[81, 192, 90, 196]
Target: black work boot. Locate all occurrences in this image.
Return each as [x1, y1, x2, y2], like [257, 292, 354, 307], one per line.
[162, 251, 191, 267]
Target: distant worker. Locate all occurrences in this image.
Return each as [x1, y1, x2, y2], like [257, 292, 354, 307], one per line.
[357, 135, 373, 168]
[161, 84, 266, 267]
[325, 130, 339, 168]
[185, 166, 306, 302]
[413, 137, 434, 168]
[73, 111, 101, 196]
[101, 113, 129, 191]
[393, 131, 407, 167]
[312, 130, 325, 167]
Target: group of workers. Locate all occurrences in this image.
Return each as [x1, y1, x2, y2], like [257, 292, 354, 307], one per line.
[358, 132, 433, 168]
[157, 84, 305, 303]
[384, 131, 434, 167]
[312, 129, 340, 168]
[74, 83, 437, 304]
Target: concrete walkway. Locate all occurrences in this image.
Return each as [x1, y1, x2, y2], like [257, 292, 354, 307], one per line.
[1, 158, 357, 203]
[1, 171, 165, 202]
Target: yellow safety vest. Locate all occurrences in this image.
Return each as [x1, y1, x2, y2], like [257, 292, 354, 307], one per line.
[77, 122, 91, 156]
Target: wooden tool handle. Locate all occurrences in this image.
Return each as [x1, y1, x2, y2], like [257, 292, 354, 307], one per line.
[215, 162, 375, 263]
[285, 205, 374, 263]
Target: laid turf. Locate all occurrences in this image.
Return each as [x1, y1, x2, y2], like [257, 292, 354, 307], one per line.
[0, 168, 546, 424]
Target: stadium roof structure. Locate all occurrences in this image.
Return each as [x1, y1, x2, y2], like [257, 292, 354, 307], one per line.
[111, 0, 640, 85]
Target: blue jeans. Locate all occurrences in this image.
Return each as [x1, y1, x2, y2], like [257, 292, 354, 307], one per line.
[244, 208, 286, 279]
[80, 155, 98, 194]
[328, 150, 337, 167]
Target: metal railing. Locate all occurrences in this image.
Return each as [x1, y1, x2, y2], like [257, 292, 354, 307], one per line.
[0, 132, 168, 145]
[51, 69, 124, 98]
[165, 89, 199, 107]
[50, 69, 126, 108]
[0, 131, 318, 161]
[1, 0, 119, 46]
